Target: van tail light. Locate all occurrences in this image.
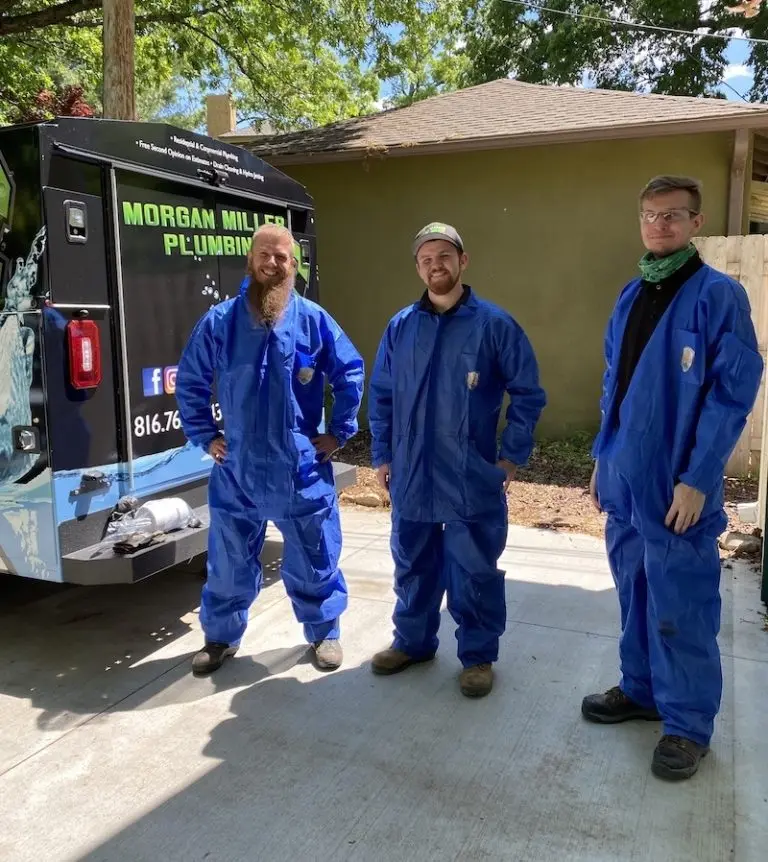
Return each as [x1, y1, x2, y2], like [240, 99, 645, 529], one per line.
[67, 319, 102, 389]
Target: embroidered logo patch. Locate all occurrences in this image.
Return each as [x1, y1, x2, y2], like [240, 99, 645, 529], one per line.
[297, 367, 315, 385]
[467, 371, 479, 390]
[681, 347, 695, 373]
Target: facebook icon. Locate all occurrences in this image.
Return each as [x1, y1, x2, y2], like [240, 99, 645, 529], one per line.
[142, 367, 163, 397]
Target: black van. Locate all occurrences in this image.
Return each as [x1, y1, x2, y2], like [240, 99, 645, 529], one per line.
[0, 117, 354, 585]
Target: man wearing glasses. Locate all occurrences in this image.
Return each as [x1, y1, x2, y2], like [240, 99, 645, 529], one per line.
[584, 176, 763, 780]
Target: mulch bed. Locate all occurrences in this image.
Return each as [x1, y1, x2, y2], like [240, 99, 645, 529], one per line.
[334, 432, 760, 543]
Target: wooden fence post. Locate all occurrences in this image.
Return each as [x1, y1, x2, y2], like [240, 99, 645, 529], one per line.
[693, 234, 768, 479]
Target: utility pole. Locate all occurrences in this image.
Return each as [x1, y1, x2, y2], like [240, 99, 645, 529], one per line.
[102, 0, 136, 120]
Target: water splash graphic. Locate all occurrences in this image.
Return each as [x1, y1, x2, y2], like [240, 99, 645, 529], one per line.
[0, 227, 51, 579]
[1, 226, 48, 484]
[201, 272, 229, 308]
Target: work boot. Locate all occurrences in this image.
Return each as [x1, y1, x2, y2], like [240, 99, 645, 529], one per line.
[313, 639, 343, 670]
[581, 686, 661, 723]
[459, 663, 494, 698]
[652, 735, 709, 781]
[192, 642, 238, 675]
[371, 647, 435, 675]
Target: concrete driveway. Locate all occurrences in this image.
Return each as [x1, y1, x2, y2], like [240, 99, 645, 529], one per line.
[0, 510, 766, 862]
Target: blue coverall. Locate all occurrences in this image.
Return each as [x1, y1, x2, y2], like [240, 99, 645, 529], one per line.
[593, 264, 763, 746]
[369, 287, 546, 666]
[176, 281, 364, 646]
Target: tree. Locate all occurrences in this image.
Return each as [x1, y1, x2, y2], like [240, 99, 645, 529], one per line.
[462, 1, 768, 102]
[0, 2, 464, 130]
[16, 85, 96, 123]
[375, 1, 470, 108]
[102, 0, 136, 119]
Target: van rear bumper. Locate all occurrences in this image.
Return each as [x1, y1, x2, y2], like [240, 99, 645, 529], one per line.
[61, 462, 358, 585]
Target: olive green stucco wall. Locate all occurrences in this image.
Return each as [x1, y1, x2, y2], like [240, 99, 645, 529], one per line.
[284, 132, 733, 438]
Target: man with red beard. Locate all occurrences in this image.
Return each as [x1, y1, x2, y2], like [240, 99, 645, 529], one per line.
[176, 225, 364, 674]
[368, 222, 546, 697]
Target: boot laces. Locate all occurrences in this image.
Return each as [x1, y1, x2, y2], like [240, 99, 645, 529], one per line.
[604, 686, 630, 706]
[659, 735, 697, 753]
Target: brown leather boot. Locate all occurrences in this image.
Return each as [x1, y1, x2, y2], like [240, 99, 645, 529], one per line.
[459, 663, 494, 698]
[371, 647, 435, 675]
[652, 735, 709, 781]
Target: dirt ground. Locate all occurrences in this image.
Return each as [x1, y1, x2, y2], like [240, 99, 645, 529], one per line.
[334, 432, 760, 542]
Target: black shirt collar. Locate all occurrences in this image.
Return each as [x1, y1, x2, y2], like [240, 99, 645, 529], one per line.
[419, 284, 471, 315]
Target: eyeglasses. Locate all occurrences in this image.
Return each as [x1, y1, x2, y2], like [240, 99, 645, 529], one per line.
[639, 208, 699, 225]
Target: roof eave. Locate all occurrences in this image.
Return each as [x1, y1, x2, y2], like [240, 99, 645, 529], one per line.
[253, 113, 768, 166]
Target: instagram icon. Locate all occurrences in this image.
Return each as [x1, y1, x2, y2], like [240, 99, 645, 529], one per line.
[163, 365, 178, 395]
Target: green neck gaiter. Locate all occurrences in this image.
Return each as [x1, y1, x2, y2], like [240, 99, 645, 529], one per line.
[638, 243, 697, 284]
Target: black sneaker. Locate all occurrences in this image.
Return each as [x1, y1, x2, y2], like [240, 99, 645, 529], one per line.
[581, 685, 661, 723]
[652, 735, 709, 781]
[192, 642, 238, 675]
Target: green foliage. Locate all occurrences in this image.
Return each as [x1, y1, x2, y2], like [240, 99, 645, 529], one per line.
[462, 0, 767, 101]
[0, 1, 470, 130]
[4, 1, 766, 130]
[376, 1, 471, 108]
[0, 16, 104, 124]
[527, 432, 596, 487]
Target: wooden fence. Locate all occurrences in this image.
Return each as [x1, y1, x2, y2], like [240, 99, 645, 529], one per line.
[692, 235, 768, 479]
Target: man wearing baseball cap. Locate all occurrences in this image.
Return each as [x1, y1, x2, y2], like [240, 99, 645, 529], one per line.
[368, 221, 546, 697]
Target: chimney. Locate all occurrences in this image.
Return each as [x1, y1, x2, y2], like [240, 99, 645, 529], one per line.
[206, 93, 236, 138]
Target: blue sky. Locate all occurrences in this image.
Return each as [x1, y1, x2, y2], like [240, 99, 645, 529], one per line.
[718, 37, 754, 100]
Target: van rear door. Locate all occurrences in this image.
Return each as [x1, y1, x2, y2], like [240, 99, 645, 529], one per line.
[114, 171, 289, 466]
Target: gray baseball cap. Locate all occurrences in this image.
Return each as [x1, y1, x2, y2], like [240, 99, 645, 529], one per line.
[412, 222, 464, 257]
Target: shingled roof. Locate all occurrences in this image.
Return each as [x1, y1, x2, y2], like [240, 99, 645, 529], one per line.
[244, 78, 768, 165]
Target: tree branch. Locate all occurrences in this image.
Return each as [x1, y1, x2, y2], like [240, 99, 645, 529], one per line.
[0, 1, 101, 36]
[38, 7, 219, 31]
[176, 18, 286, 113]
[135, 8, 216, 28]
[209, 0, 313, 100]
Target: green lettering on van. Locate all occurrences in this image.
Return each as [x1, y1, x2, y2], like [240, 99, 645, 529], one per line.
[207, 235, 224, 256]
[122, 201, 144, 226]
[144, 204, 160, 226]
[159, 205, 175, 227]
[221, 210, 238, 231]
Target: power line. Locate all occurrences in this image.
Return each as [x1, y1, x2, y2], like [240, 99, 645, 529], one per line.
[718, 80, 749, 102]
[499, 0, 755, 100]
[500, 0, 768, 47]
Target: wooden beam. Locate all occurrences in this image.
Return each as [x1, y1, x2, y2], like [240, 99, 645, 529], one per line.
[759, 376, 768, 527]
[728, 128, 750, 235]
